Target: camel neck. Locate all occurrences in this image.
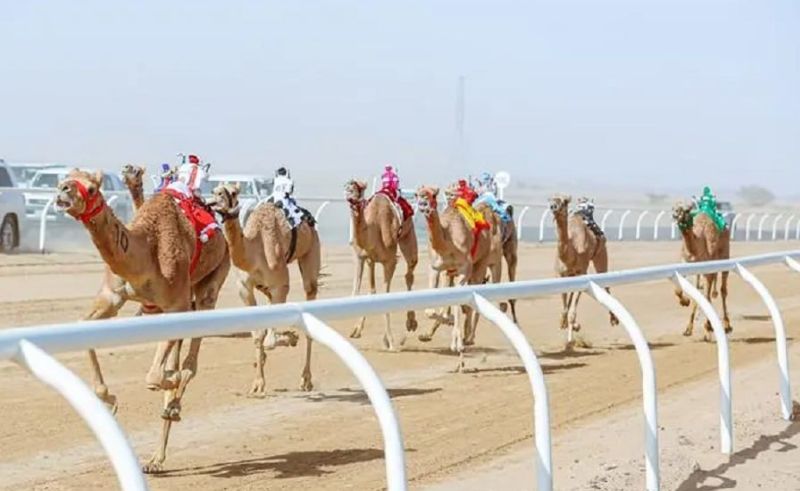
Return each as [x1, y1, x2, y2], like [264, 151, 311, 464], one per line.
[554, 212, 573, 262]
[679, 227, 697, 258]
[82, 205, 144, 279]
[127, 186, 145, 212]
[349, 201, 369, 250]
[221, 217, 253, 272]
[425, 210, 449, 254]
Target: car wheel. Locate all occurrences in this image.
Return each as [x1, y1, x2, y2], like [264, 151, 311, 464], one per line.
[0, 215, 19, 253]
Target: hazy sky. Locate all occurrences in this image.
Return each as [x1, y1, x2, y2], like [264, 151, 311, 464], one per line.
[2, 1, 798, 195]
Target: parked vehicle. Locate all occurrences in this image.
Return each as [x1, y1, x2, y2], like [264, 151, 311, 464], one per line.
[200, 174, 274, 224]
[25, 167, 133, 223]
[717, 201, 735, 227]
[6, 162, 65, 188]
[0, 161, 25, 252]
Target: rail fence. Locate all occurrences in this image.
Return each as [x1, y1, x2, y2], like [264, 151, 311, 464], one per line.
[31, 195, 797, 252]
[1, 251, 798, 490]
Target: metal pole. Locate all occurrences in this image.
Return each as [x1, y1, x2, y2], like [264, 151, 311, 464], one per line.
[588, 283, 659, 490]
[600, 209, 614, 233]
[673, 273, 733, 454]
[735, 264, 792, 420]
[38, 196, 56, 253]
[517, 206, 530, 241]
[15, 340, 147, 490]
[784, 215, 795, 241]
[300, 313, 407, 490]
[757, 213, 770, 240]
[635, 211, 650, 241]
[618, 210, 632, 241]
[538, 209, 550, 243]
[772, 214, 784, 240]
[472, 294, 552, 490]
[745, 213, 756, 241]
[314, 200, 331, 223]
[652, 210, 666, 241]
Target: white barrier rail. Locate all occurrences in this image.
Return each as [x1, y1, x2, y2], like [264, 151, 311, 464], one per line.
[1, 251, 798, 490]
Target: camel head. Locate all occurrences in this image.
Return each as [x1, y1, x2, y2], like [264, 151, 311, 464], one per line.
[548, 194, 571, 218]
[415, 186, 439, 218]
[56, 169, 107, 223]
[120, 164, 145, 191]
[209, 182, 241, 220]
[344, 179, 367, 204]
[672, 201, 694, 231]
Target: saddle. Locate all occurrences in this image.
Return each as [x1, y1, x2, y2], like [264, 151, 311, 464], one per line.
[453, 197, 491, 258]
[375, 189, 414, 222]
[474, 193, 511, 223]
[162, 188, 220, 274]
[573, 201, 604, 239]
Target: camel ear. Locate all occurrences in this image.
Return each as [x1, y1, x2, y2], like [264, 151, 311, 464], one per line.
[135, 166, 145, 177]
[92, 170, 104, 187]
[357, 180, 367, 190]
[231, 182, 241, 194]
[431, 186, 440, 196]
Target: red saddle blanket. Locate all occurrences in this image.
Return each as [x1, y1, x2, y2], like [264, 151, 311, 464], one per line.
[375, 189, 414, 221]
[162, 189, 220, 274]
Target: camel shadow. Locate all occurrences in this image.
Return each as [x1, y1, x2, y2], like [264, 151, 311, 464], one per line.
[301, 387, 441, 404]
[539, 348, 605, 361]
[607, 342, 676, 351]
[675, 402, 800, 490]
[398, 345, 506, 356]
[157, 448, 386, 479]
[731, 336, 794, 345]
[467, 362, 587, 376]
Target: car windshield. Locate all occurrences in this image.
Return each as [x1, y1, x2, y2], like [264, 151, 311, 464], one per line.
[31, 173, 66, 189]
[254, 179, 272, 196]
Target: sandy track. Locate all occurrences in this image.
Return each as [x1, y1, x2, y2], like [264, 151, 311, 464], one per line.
[0, 241, 798, 490]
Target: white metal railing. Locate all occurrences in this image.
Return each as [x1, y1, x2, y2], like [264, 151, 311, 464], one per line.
[37, 195, 120, 253]
[1, 251, 798, 490]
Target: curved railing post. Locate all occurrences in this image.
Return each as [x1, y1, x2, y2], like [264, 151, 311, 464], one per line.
[617, 210, 632, 241]
[796, 219, 800, 240]
[757, 213, 770, 240]
[735, 264, 792, 420]
[652, 210, 666, 240]
[730, 213, 743, 241]
[784, 215, 795, 241]
[673, 273, 733, 454]
[671, 221, 677, 240]
[38, 195, 56, 253]
[587, 283, 659, 491]
[635, 210, 650, 241]
[771, 214, 784, 240]
[600, 209, 614, 232]
[14, 340, 147, 490]
[745, 213, 756, 241]
[299, 313, 407, 490]
[538, 209, 550, 243]
[516, 206, 531, 241]
[472, 294, 552, 491]
[314, 200, 331, 223]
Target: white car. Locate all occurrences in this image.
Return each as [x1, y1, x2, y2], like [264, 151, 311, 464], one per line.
[0, 160, 25, 252]
[6, 162, 65, 188]
[200, 174, 274, 223]
[25, 167, 133, 223]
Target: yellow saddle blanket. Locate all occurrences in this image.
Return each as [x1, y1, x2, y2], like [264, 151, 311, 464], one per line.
[454, 198, 489, 231]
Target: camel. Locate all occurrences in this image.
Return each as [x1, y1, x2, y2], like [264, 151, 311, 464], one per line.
[121, 164, 146, 210]
[472, 200, 519, 324]
[414, 185, 492, 370]
[344, 180, 418, 350]
[210, 183, 321, 395]
[549, 195, 618, 345]
[672, 202, 732, 340]
[57, 169, 230, 473]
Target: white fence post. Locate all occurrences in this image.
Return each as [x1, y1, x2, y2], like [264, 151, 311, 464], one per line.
[735, 264, 792, 420]
[14, 340, 147, 490]
[635, 211, 650, 241]
[538, 209, 550, 243]
[757, 213, 770, 241]
[671, 221, 677, 240]
[587, 283, 659, 491]
[517, 206, 531, 241]
[472, 294, 552, 491]
[731, 213, 743, 241]
[784, 215, 795, 241]
[600, 209, 614, 233]
[38, 196, 56, 253]
[617, 210, 632, 241]
[673, 273, 733, 454]
[772, 214, 784, 240]
[299, 313, 407, 490]
[652, 210, 666, 240]
[314, 200, 331, 223]
[745, 214, 757, 241]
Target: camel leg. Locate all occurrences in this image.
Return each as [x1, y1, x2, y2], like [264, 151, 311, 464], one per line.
[450, 299, 466, 373]
[504, 243, 519, 324]
[561, 291, 574, 330]
[297, 239, 321, 391]
[143, 342, 180, 474]
[145, 339, 178, 390]
[381, 258, 399, 351]
[568, 291, 582, 332]
[466, 261, 500, 346]
[592, 245, 619, 326]
[237, 276, 268, 397]
[419, 267, 444, 342]
[720, 271, 732, 333]
[683, 275, 701, 337]
[350, 256, 367, 338]
[398, 229, 419, 332]
[702, 273, 716, 341]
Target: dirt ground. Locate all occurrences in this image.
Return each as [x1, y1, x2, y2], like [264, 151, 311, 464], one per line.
[1, 241, 799, 490]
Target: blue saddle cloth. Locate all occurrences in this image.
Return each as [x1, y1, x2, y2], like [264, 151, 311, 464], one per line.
[474, 193, 511, 223]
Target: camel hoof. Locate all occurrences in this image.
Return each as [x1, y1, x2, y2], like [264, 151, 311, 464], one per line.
[283, 330, 299, 347]
[406, 317, 418, 332]
[463, 337, 475, 346]
[142, 459, 165, 474]
[725, 325, 733, 334]
[682, 327, 693, 337]
[300, 378, 314, 392]
[349, 328, 362, 339]
[571, 323, 582, 333]
[703, 333, 713, 343]
[499, 302, 508, 313]
[609, 315, 619, 327]
[418, 333, 432, 343]
[678, 297, 691, 307]
[161, 402, 182, 422]
[104, 395, 119, 416]
[424, 308, 437, 319]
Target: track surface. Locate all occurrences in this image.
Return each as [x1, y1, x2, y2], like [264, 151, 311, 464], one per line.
[0, 241, 798, 490]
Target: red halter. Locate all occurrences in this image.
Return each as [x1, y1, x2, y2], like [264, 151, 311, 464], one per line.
[73, 180, 106, 224]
